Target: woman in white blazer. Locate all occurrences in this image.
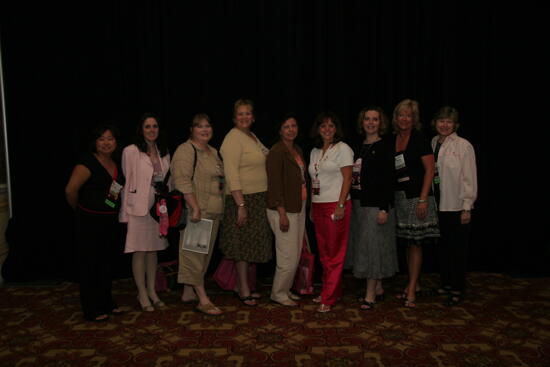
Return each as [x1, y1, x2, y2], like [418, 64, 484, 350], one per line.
[120, 113, 170, 312]
[431, 106, 477, 307]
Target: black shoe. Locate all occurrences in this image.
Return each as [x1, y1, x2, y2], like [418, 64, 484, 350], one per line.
[444, 292, 462, 307]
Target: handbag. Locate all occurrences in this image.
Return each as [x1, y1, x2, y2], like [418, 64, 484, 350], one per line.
[212, 258, 257, 291]
[150, 144, 197, 230]
[292, 233, 315, 295]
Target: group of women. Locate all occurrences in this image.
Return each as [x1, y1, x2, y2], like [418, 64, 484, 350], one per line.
[65, 98, 477, 321]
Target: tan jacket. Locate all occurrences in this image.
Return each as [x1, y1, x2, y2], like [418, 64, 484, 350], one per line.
[171, 140, 224, 216]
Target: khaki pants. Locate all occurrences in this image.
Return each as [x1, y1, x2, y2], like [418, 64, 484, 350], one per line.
[266, 203, 306, 303]
[178, 218, 220, 286]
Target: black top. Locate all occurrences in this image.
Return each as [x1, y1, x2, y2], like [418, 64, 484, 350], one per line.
[78, 154, 125, 213]
[393, 129, 434, 199]
[350, 136, 395, 211]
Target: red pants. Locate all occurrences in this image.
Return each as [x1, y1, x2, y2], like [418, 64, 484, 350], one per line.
[311, 200, 351, 305]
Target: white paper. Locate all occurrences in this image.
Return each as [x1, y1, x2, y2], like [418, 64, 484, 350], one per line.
[181, 218, 213, 254]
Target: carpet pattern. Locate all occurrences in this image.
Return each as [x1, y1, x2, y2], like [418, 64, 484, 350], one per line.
[1, 272, 550, 367]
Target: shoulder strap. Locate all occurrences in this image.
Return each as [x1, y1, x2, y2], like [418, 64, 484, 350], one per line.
[191, 144, 198, 181]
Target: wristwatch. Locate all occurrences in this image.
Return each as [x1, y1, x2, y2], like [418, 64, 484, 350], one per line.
[337, 203, 345, 208]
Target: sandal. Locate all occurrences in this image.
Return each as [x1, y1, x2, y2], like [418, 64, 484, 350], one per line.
[445, 292, 462, 307]
[288, 292, 301, 301]
[317, 304, 331, 313]
[153, 300, 166, 309]
[137, 297, 154, 312]
[86, 314, 109, 322]
[404, 299, 417, 308]
[271, 299, 298, 307]
[360, 300, 375, 310]
[436, 286, 452, 296]
[312, 296, 322, 303]
[196, 303, 223, 315]
[235, 293, 257, 307]
[109, 308, 125, 316]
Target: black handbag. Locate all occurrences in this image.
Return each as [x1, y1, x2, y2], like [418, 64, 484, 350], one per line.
[150, 145, 197, 230]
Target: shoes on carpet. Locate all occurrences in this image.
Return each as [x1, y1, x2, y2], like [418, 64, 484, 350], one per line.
[403, 298, 417, 308]
[234, 292, 257, 306]
[288, 292, 301, 301]
[360, 300, 375, 310]
[86, 314, 110, 322]
[109, 308, 125, 316]
[436, 286, 453, 296]
[153, 300, 166, 309]
[445, 292, 462, 307]
[271, 299, 298, 307]
[137, 297, 154, 312]
[233, 288, 261, 300]
[317, 304, 331, 313]
[196, 303, 223, 315]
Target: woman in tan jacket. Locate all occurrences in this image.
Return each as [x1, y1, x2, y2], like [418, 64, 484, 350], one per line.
[171, 113, 225, 315]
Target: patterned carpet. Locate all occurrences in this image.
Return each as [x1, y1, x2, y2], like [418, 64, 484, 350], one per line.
[1, 272, 549, 367]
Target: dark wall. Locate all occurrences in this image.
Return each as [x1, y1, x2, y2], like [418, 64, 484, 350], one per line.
[0, 1, 545, 281]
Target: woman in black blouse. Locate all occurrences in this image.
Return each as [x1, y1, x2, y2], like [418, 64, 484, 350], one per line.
[65, 125, 125, 322]
[392, 99, 439, 308]
[346, 107, 398, 310]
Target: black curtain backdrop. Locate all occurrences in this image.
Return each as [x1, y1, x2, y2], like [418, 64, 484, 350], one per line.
[0, 1, 545, 281]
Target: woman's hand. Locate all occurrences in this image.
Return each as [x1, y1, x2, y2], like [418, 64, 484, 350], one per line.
[190, 207, 201, 223]
[461, 210, 471, 224]
[377, 210, 388, 225]
[333, 206, 345, 221]
[279, 212, 290, 232]
[416, 201, 428, 220]
[236, 206, 248, 227]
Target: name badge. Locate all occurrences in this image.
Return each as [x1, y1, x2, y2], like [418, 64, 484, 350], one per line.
[105, 181, 123, 207]
[312, 178, 320, 195]
[351, 158, 362, 190]
[395, 154, 406, 170]
[395, 154, 410, 183]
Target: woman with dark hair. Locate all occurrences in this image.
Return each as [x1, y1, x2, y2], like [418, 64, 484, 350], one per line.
[266, 114, 306, 307]
[120, 113, 170, 312]
[308, 111, 353, 313]
[431, 106, 477, 306]
[392, 99, 439, 308]
[346, 107, 398, 310]
[65, 125, 125, 322]
[171, 113, 225, 315]
[219, 99, 272, 307]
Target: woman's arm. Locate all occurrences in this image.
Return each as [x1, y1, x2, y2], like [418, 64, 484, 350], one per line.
[460, 142, 477, 224]
[65, 164, 91, 209]
[231, 190, 247, 227]
[416, 154, 435, 219]
[333, 166, 352, 220]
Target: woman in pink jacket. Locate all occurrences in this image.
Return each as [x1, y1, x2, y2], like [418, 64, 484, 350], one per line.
[120, 113, 170, 312]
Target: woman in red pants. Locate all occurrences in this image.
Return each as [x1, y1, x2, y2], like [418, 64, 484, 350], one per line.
[308, 111, 353, 313]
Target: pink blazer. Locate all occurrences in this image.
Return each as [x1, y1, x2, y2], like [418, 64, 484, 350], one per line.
[119, 144, 171, 222]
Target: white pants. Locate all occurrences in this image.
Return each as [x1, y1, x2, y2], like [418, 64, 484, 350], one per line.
[266, 202, 306, 303]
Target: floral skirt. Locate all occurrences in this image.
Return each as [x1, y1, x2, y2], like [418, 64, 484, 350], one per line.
[219, 192, 272, 263]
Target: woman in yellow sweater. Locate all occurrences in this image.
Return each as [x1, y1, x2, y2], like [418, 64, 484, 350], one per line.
[219, 99, 272, 306]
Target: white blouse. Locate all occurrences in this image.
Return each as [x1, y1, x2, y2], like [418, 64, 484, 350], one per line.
[432, 133, 477, 211]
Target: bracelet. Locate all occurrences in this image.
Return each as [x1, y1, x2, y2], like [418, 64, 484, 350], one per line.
[337, 203, 345, 208]
[237, 202, 246, 207]
[418, 199, 427, 203]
